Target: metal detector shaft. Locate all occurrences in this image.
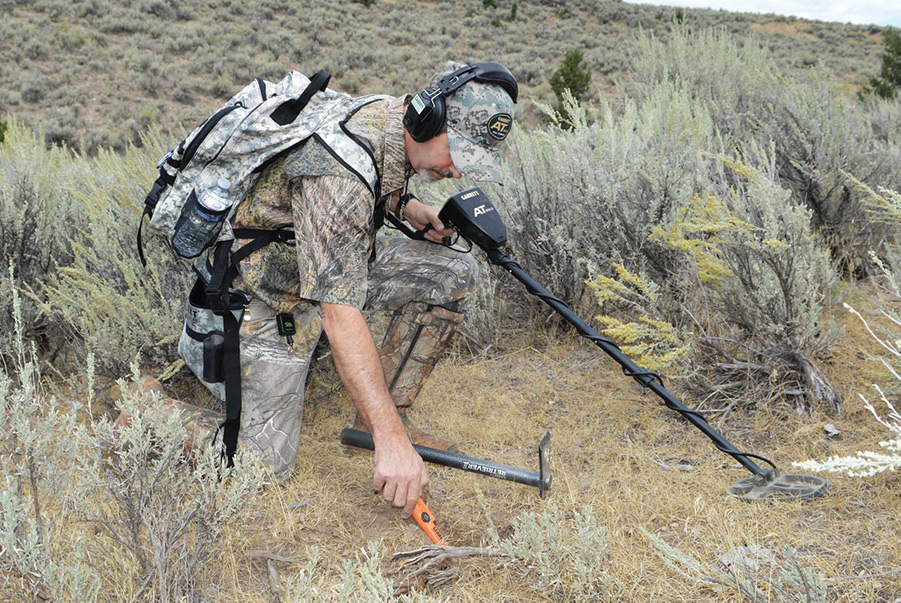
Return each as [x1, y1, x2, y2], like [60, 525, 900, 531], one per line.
[486, 248, 769, 479]
[341, 428, 552, 496]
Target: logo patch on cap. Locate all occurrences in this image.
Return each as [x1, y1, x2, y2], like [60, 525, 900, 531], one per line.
[487, 113, 513, 140]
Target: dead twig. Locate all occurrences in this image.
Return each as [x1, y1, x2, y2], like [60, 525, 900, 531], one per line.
[247, 550, 300, 564]
[827, 567, 901, 582]
[391, 545, 511, 594]
[266, 559, 281, 603]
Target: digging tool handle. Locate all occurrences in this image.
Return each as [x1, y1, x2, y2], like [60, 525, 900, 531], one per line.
[340, 428, 548, 490]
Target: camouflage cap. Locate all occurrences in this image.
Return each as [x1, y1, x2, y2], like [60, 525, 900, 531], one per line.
[430, 61, 516, 185]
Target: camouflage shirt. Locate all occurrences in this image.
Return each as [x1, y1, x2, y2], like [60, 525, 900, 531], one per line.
[232, 95, 409, 313]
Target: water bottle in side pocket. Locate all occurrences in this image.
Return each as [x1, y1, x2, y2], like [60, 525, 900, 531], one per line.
[171, 177, 232, 257]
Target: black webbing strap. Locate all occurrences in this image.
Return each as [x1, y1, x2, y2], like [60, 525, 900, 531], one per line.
[220, 306, 242, 465]
[138, 177, 170, 267]
[202, 240, 241, 464]
[202, 231, 294, 465]
[231, 228, 295, 261]
[270, 70, 331, 126]
[216, 229, 296, 303]
[137, 205, 152, 267]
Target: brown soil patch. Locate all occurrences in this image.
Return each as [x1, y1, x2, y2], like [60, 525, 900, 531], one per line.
[751, 21, 820, 41]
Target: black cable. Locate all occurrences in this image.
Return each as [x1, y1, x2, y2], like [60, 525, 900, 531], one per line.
[491, 252, 779, 476]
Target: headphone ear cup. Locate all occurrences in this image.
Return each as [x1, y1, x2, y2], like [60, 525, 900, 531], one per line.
[406, 93, 447, 142]
[420, 94, 446, 142]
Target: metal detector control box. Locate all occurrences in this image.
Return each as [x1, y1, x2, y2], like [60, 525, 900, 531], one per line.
[438, 187, 507, 251]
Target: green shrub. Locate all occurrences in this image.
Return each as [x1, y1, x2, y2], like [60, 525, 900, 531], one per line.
[649, 149, 841, 411]
[0, 120, 85, 360]
[489, 29, 844, 409]
[588, 263, 693, 372]
[588, 146, 841, 411]
[862, 28, 901, 99]
[79, 382, 268, 599]
[284, 542, 433, 602]
[495, 79, 714, 307]
[549, 48, 592, 126]
[626, 25, 900, 273]
[625, 25, 781, 142]
[0, 301, 267, 600]
[495, 504, 613, 599]
[643, 529, 827, 601]
[762, 67, 897, 273]
[0, 296, 99, 600]
[0, 119, 191, 375]
[21, 72, 49, 104]
[40, 128, 194, 376]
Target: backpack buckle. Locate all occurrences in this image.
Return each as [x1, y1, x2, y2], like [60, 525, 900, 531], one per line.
[275, 229, 296, 245]
[144, 179, 168, 211]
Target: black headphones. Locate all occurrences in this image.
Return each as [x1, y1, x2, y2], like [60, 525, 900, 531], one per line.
[403, 62, 518, 143]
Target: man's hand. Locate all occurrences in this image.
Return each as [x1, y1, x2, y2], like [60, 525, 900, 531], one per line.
[403, 198, 456, 244]
[321, 302, 429, 518]
[372, 430, 429, 518]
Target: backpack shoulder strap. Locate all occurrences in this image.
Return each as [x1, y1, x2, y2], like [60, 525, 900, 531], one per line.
[314, 94, 391, 200]
[270, 70, 331, 126]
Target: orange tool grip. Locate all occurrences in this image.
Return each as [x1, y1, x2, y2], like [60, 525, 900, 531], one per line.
[412, 498, 447, 546]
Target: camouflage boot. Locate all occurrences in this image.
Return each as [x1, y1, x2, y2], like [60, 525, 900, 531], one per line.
[354, 302, 463, 452]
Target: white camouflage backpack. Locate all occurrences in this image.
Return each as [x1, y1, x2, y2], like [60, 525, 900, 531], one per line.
[137, 69, 389, 465]
[138, 69, 387, 264]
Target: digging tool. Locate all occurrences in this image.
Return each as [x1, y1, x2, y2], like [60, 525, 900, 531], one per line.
[429, 187, 828, 503]
[412, 498, 447, 546]
[340, 428, 552, 498]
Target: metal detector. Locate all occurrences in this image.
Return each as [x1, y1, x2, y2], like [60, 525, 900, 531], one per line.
[429, 187, 828, 502]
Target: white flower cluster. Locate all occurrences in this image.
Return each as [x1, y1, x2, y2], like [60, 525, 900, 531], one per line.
[794, 385, 901, 477]
[793, 301, 901, 478]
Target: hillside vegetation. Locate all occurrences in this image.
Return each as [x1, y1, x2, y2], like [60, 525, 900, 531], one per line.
[0, 0, 888, 152]
[1, 2, 901, 601]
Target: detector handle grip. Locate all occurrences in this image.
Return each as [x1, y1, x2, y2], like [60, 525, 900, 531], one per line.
[383, 211, 433, 240]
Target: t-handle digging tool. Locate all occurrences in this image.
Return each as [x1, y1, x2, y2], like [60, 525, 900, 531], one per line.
[340, 428, 552, 498]
[412, 498, 447, 546]
[435, 187, 828, 502]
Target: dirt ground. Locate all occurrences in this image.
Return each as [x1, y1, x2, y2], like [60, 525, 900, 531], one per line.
[185, 282, 901, 601]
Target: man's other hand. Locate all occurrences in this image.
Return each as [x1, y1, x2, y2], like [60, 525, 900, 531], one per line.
[404, 198, 455, 244]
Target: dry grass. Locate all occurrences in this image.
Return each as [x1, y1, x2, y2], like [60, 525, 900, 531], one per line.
[162, 281, 901, 601]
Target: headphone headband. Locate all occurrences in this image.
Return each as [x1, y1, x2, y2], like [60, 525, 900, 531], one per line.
[437, 63, 518, 103]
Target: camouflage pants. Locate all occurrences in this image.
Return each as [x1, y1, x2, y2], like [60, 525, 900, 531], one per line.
[178, 236, 478, 480]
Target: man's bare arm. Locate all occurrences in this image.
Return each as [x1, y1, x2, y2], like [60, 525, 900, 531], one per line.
[320, 301, 428, 518]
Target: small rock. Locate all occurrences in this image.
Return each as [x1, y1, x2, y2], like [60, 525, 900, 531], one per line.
[824, 424, 841, 438]
[719, 545, 777, 572]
